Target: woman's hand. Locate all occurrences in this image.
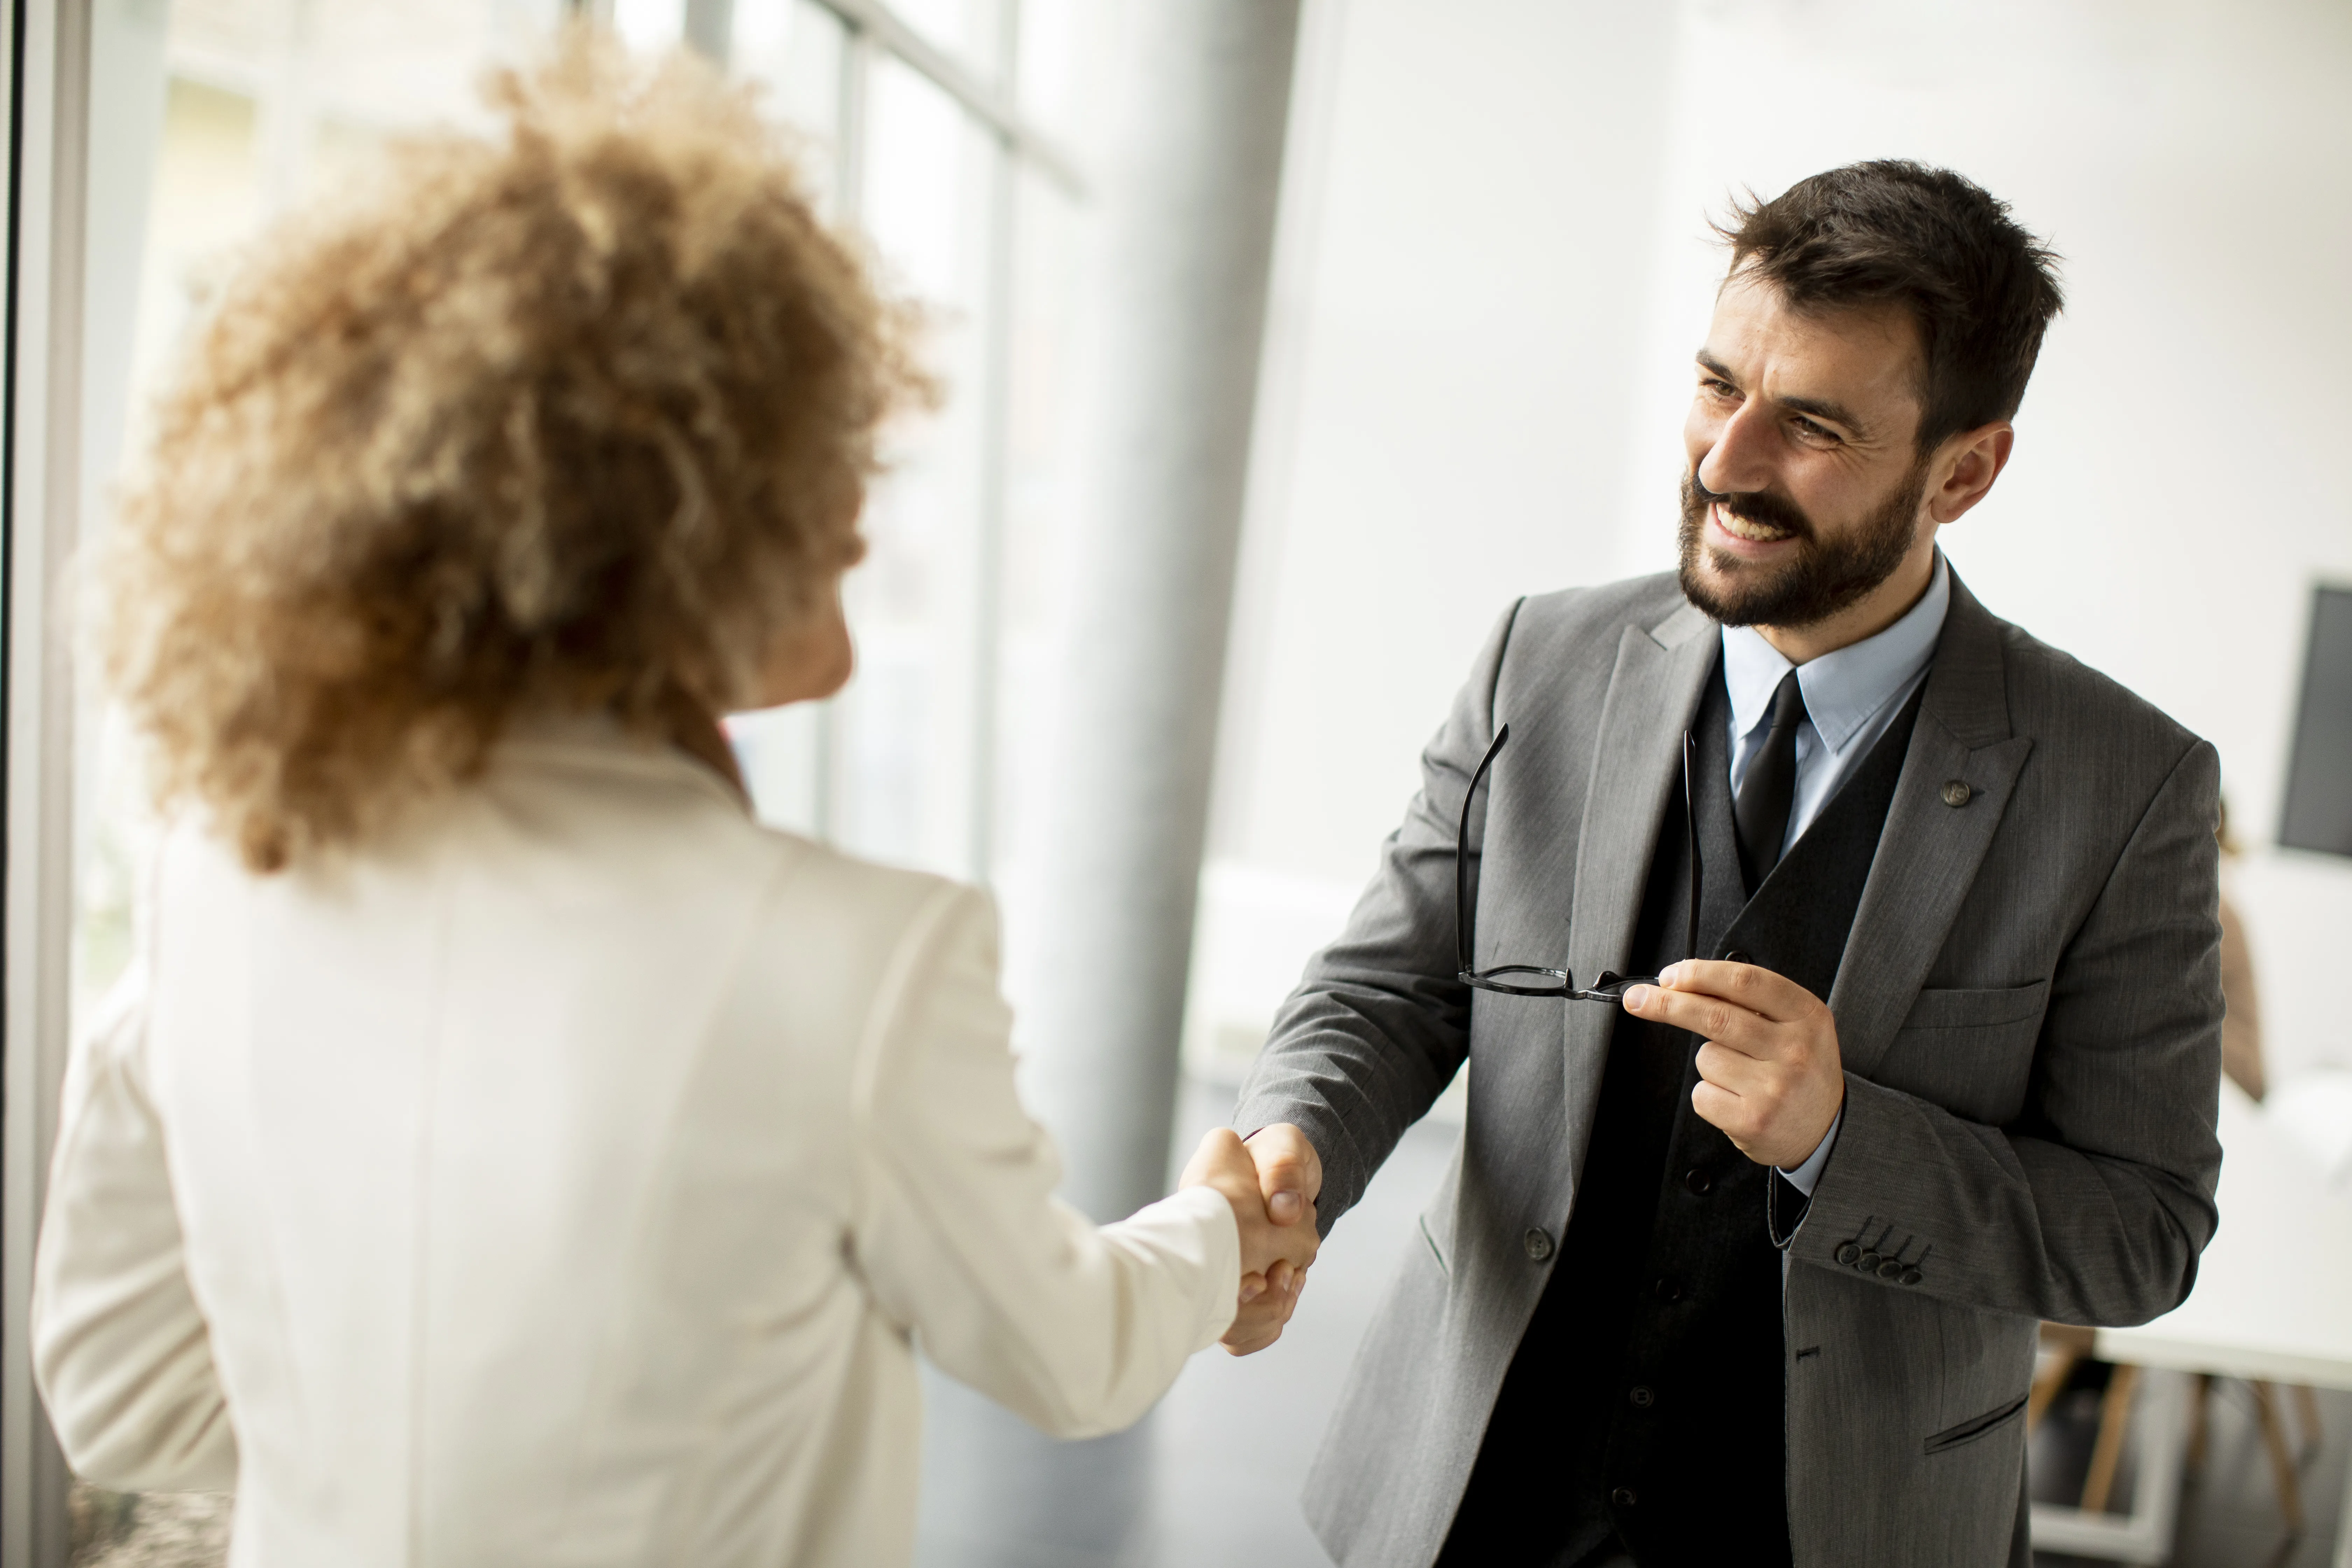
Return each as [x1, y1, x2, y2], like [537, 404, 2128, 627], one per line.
[1179, 1127, 1318, 1325]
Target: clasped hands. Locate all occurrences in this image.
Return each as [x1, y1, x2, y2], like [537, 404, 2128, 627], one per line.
[1195, 959, 1845, 1356]
[1178, 1129, 1321, 1353]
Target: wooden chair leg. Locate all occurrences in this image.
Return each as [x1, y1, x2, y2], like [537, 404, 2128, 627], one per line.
[2291, 1383, 2322, 1458]
[2028, 1350, 2081, 1434]
[2082, 1363, 2141, 1514]
[2184, 1373, 2213, 1471]
[2249, 1381, 2306, 1533]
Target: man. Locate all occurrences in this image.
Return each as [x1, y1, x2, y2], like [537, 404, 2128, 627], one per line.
[1224, 161, 2224, 1568]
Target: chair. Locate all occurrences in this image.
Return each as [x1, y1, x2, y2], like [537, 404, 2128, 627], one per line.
[2034, 1323, 2320, 1528]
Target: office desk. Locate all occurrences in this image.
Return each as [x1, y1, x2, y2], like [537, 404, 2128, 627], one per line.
[2086, 1079, 2352, 1566]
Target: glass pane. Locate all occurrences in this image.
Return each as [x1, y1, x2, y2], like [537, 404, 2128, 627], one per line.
[731, 0, 845, 211]
[1014, 0, 1112, 148]
[988, 167, 1083, 961]
[613, 0, 686, 53]
[827, 54, 996, 878]
[889, 0, 1006, 86]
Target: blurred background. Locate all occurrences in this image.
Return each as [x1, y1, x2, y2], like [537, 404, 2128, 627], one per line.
[7, 1, 2350, 1565]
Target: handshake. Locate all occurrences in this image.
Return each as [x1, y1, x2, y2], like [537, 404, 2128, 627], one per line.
[1178, 1124, 1326, 1356]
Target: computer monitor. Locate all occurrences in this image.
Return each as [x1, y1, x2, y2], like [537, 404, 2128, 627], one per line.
[2278, 584, 2352, 857]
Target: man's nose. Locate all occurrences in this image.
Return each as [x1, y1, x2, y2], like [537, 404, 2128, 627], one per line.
[1696, 400, 1778, 496]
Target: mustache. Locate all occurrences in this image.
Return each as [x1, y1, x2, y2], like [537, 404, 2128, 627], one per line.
[1681, 472, 1815, 541]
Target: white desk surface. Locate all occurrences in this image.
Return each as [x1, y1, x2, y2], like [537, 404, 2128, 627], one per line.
[2095, 1078, 2352, 1390]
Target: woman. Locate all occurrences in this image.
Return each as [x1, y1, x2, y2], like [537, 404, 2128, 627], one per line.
[31, 34, 1309, 1566]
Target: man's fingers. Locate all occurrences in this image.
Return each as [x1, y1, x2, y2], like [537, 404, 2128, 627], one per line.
[1244, 1124, 1324, 1227]
[1690, 1078, 1757, 1149]
[1659, 959, 1817, 1022]
[1693, 1038, 1769, 1097]
[1622, 981, 1770, 1054]
[1219, 1262, 1310, 1356]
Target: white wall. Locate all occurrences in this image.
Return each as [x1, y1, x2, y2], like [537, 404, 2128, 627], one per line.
[1191, 0, 2352, 1084]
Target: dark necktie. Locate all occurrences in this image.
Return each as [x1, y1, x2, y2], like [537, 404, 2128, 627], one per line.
[1734, 670, 1809, 894]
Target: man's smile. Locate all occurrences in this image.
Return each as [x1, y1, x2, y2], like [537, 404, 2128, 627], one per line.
[1709, 499, 1798, 547]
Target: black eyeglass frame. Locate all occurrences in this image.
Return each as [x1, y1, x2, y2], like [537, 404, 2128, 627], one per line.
[1454, 724, 1701, 1002]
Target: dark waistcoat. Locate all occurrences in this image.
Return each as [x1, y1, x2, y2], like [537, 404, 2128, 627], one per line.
[1436, 663, 1923, 1568]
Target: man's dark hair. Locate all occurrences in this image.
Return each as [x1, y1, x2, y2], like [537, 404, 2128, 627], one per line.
[1717, 160, 2064, 454]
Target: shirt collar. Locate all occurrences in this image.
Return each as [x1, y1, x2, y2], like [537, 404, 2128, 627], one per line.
[1720, 550, 1951, 756]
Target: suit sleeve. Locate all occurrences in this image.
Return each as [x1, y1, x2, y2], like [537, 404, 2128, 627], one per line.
[31, 971, 239, 1493]
[1231, 600, 1522, 1231]
[1791, 739, 2225, 1326]
[848, 887, 1240, 1440]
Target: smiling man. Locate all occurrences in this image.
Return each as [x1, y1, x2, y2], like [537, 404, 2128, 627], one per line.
[1225, 162, 2225, 1567]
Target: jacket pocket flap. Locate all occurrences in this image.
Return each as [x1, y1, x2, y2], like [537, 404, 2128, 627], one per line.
[1924, 1392, 2029, 1455]
[1899, 980, 2050, 1032]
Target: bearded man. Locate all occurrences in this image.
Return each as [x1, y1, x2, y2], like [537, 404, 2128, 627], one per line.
[1223, 161, 2224, 1568]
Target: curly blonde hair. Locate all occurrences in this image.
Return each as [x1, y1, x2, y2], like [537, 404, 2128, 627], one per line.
[101, 28, 924, 872]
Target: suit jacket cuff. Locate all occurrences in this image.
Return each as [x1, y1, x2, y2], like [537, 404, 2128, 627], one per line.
[1783, 1072, 1946, 1286]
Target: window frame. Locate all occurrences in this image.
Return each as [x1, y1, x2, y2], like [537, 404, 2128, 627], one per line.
[4, 0, 92, 1559]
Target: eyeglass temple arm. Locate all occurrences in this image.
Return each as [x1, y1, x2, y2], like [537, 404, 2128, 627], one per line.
[1682, 729, 1700, 966]
[1457, 723, 1511, 980]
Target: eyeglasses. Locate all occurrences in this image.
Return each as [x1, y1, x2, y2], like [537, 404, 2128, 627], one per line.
[1455, 724, 1701, 1002]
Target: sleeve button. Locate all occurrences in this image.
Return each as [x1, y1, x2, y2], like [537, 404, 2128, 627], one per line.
[1900, 1269, 1924, 1286]
[1834, 1242, 1862, 1266]
[1877, 1259, 1905, 1280]
[1857, 1251, 1882, 1272]
[1524, 1227, 1555, 1261]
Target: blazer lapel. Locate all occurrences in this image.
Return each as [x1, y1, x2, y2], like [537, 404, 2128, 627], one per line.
[1829, 573, 2034, 1079]
[1562, 602, 1720, 1117]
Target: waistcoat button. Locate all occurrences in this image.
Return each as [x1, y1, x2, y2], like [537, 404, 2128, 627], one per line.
[1941, 779, 1972, 807]
[1611, 1487, 1638, 1507]
[1654, 1276, 1682, 1303]
[1684, 1167, 1713, 1196]
[1721, 948, 1752, 965]
[1523, 1227, 1555, 1262]
[1629, 1386, 1655, 1408]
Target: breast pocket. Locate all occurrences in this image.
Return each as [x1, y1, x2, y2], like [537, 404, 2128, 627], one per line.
[1873, 980, 2050, 1126]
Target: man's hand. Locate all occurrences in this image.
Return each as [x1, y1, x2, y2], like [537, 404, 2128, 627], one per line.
[1217, 1124, 1324, 1355]
[1624, 960, 1844, 1169]
[1179, 1128, 1319, 1333]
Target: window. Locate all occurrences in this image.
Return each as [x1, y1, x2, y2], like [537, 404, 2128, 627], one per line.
[68, 0, 1099, 1015]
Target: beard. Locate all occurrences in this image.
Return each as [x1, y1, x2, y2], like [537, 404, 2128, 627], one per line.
[1677, 461, 1927, 628]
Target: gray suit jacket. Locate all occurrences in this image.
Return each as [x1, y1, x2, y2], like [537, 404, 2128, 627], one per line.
[1233, 570, 2224, 1568]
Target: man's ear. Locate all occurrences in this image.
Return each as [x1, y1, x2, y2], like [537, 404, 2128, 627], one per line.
[1927, 422, 2014, 526]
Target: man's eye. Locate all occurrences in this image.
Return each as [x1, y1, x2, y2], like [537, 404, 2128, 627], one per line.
[1793, 417, 1838, 442]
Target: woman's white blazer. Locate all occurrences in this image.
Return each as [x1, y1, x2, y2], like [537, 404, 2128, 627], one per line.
[30, 724, 1240, 1566]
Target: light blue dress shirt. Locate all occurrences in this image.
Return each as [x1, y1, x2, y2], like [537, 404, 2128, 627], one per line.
[1717, 551, 1951, 1192]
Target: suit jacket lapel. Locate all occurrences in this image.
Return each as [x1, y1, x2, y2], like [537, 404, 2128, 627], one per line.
[1829, 572, 2035, 1079]
[1562, 602, 1719, 1127]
